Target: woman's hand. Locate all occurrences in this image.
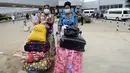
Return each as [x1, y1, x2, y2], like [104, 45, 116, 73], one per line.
[43, 21, 47, 24]
[58, 26, 61, 32]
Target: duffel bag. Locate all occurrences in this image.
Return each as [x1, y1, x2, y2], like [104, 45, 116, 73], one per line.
[64, 25, 80, 37]
[22, 51, 49, 63]
[24, 41, 50, 52]
[27, 24, 47, 42]
[60, 36, 86, 52]
[22, 58, 52, 71]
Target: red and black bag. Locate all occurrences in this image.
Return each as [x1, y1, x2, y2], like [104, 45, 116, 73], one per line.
[24, 41, 50, 53]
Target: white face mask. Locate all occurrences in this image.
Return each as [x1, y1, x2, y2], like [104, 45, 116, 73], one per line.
[64, 9, 71, 13]
[44, 9, 50, 14]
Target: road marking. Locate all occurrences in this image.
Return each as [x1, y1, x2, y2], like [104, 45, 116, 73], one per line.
[0, 52, 6, 55]
[13, 40, 27, 57]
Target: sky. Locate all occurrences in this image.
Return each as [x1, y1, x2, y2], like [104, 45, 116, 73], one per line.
[84, 0, 97, 2]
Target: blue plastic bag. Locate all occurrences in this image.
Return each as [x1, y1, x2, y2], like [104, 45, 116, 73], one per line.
[27, 70, 40, 73]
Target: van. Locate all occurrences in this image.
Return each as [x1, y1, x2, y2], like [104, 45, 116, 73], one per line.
[104, 8, 130, 21]
[83, 10, 95, 16]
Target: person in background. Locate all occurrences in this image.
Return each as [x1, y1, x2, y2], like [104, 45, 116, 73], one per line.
[76, 11, 80, 25]
[26, 13, 30, 20]
[81, 12, 84, 25]
[91, 13, 95, 18]
[100, 12, 104, 19]
[31, 13, 38, 26]
[96, 12, 99, 19]
[11, 14, 15, 24]
[76, 11, 80, 16]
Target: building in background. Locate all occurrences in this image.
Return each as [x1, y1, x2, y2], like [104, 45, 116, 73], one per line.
[0, 0, 82, 14]
[0, 0, 58, 7]
[83, 0, 130, 12]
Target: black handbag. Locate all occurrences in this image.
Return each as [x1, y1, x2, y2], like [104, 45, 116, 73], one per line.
[64, 25, 79, 37]
[60, 36, 86, 52]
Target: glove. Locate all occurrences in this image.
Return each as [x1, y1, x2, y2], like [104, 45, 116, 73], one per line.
[43, 21, 46, 24]
[56, 31, 60, 35]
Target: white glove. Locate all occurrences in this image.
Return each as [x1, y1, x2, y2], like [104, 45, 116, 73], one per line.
[43, 21, 46, 24]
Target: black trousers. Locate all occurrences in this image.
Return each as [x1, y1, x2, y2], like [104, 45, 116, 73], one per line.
[81, 16, 84, 25]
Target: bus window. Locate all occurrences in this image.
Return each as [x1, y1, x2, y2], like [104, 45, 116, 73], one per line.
[109, 11, 122, 14]
[84, 11, 89, 13]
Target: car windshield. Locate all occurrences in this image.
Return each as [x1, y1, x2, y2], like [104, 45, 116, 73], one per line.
[104, 11, 108, 14]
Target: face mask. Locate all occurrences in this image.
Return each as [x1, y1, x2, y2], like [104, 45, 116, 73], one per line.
[64, 9, 71, 13]
[44, 9, 50, 14]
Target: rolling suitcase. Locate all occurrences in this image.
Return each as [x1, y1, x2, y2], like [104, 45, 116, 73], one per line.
[60, 36, 86, 52]
[53, 44, 83, 73]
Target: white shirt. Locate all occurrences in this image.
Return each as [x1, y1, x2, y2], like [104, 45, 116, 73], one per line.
[11, 16, 15, 20]
[31, 15, 38, 23]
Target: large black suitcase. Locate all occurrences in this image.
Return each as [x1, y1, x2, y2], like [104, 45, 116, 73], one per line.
[60, 36, 86, 52]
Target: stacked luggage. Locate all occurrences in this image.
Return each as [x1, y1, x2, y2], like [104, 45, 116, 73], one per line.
[22, 24, 54, 73]
[54, 25, 86, 73]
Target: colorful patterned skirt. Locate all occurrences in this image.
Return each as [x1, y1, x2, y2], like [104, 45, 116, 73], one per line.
[53, 44, 83, 73]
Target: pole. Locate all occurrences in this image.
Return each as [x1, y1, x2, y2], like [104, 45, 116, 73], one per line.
[116, 21, 119, 31]
[98, 0, 100, 11]
[57, 0, 59, 13]
[82, 0, 84, 12]
[128, 24, 130, 30]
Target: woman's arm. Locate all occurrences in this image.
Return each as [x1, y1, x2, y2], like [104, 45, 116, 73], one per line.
[58, 15, 63, 32]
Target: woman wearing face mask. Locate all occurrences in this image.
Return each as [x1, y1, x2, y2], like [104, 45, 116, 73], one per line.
[40, 5, 56, 59]
[53, 2, 83, 73]
[40, 5, 54, 29]
[58, 1, 78, 32]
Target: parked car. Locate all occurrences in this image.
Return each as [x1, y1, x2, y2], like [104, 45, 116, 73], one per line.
[104, 8, 130, 21]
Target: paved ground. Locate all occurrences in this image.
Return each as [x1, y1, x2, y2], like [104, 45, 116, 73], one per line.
[0, 20, 31, 55]
[82, 20, 130, 73]
[0, 19, 130, 73]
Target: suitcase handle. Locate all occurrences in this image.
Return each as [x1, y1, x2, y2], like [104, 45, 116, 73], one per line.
[56, 32, 61, 44]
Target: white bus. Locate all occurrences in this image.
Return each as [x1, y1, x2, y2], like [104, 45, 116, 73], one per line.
[104, 8, 130, 21]
[83, 10, 95, 16]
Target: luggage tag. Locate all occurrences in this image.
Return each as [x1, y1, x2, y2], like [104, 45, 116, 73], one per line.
[69, 63, 73, 71]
